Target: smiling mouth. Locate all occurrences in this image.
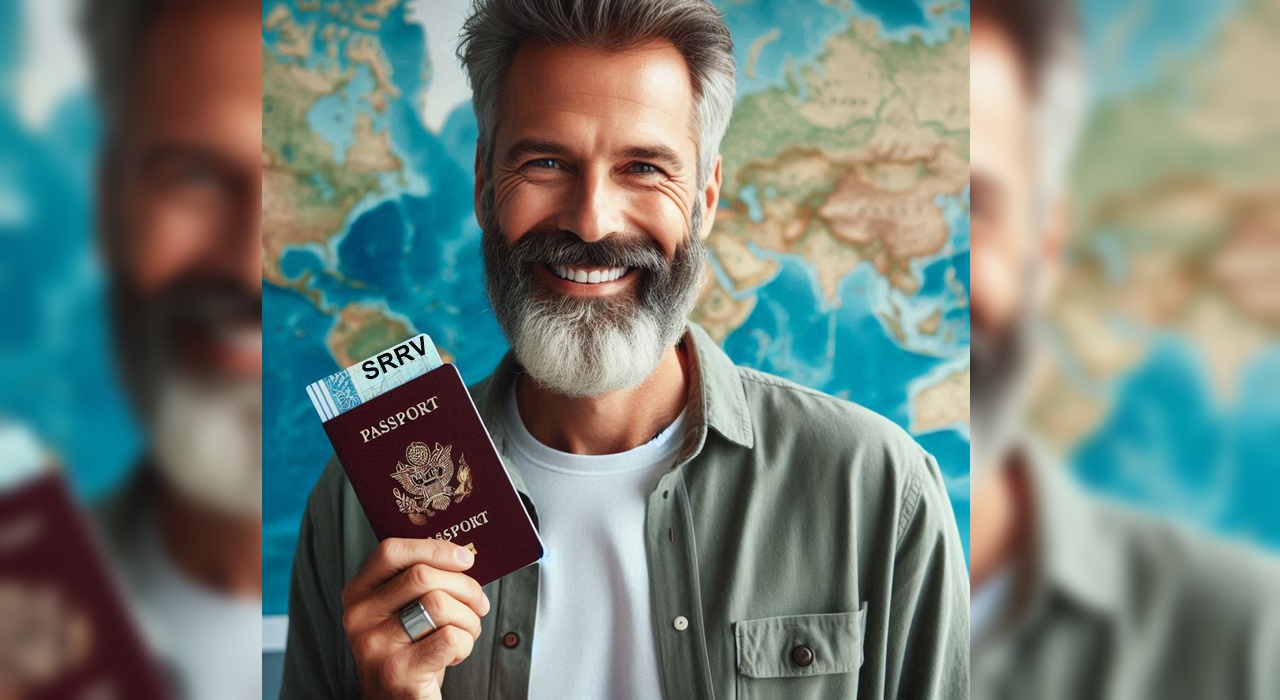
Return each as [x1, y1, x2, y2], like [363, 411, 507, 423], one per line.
[545, 263, 632, 284]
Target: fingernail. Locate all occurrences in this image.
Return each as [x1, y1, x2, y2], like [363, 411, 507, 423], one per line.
[456, 547, 475, 566]
[482, 591, 491, 614]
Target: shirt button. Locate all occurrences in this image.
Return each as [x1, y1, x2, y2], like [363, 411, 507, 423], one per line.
[791, 644, 815, 667]
[672, 616, 689, 631]
[502, 632, 520, 648]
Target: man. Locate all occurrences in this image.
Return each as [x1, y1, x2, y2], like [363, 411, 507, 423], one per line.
[969, 1, 1280, 698]
[282, 0, 968, 697]
[82, 1, 263, 697]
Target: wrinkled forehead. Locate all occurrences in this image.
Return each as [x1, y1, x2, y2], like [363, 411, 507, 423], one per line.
[123, 4, 260, 149]
[971, 21, 1036, 189]
[496, 39, 698, 151]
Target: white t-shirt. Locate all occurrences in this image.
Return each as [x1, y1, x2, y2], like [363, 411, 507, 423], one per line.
[970, 565, 1015, 648]
[133, 517, 262, 700]
[506, 389, 685, 700]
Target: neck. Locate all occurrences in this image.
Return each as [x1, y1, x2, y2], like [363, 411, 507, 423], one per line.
[157, 482, 262, 598]
[969, 454, 1031, 591]
[516, 341, 690, 455]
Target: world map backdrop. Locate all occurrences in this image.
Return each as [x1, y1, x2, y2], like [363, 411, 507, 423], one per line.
[262, 0, 971, 614]
[6, 0, 1274, 622]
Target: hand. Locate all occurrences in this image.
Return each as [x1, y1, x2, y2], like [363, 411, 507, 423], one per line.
[342, 539, 491, 699]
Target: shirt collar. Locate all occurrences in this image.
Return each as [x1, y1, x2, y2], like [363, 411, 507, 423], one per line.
[469, 322, 754, 485]
[680, 322, 755, 452]
[1019, 440, 1125, 618]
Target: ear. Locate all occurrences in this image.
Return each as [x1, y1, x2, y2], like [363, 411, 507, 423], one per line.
[1036, 195, 1070, 307]
[473, 143, 486, 228]
[698, 155, 723, 240]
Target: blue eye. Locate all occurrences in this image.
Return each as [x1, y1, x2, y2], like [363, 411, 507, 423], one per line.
[178, 165, 220, 186]
[529, 158, 559, 169]
[631, 162, 659, 174]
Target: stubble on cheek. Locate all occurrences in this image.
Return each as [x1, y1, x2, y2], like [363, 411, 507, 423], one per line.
[632, 181, 697, 259]
[491, 168, 529, 215]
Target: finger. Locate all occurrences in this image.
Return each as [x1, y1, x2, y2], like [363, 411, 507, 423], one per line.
[344, 538, 475, 604]
[403, 624, 476, 672]
[357, 564, 489, 626]
[377, 590, 482, 646]
[422, 590, 483, 640]
[374, 650, 445, 699]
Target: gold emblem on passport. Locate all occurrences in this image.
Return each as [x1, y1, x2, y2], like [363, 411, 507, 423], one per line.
[391, 441, 474, 525]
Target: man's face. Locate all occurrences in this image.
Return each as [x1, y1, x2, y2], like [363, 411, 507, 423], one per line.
[107, 3, 262, 515]
[114, 4, 261, 379]
[477, 40, 721, 397]
[970, 21, 1049, 473]
[971, 21, 1038, 338]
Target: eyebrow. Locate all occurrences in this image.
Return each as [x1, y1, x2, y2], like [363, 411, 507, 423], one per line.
[502, 139, 572, 168]
[138, 143, 228, 173]
[500, 139, 687, 172]
[619, 144, 685, 171]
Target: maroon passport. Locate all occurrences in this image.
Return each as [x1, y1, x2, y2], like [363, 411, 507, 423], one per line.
[0, 471, 170, 699]
[321, 363, 542, 586]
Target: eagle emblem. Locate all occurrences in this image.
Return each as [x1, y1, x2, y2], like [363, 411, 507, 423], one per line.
[391, 441, 474, 525]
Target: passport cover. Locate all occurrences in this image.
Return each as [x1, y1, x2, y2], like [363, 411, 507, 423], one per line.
[0, 471, 170, 699]
[322, 363, 543, 586]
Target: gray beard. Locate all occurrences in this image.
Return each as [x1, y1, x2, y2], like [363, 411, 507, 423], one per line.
[480, 188, 706, 399]
[970, 312, 1038, 478]
[152, 374, 263, 517]
[109, 274, 263, 517]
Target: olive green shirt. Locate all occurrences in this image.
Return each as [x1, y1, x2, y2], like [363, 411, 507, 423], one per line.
[281, 323, 969, 699]
[972, 446, 1280, 699]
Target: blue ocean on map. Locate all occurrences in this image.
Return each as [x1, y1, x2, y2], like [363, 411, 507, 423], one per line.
[258, 0, 972, 614]
[6, 0, 1274, 625]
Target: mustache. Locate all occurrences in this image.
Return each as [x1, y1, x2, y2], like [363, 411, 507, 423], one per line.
[505, 229, 670, 272]
[969, 313, 1039, 469]
[149, 275, 262, 335]
[970, 318, 1030, 382]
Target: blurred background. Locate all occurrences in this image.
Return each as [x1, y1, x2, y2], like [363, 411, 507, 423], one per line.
[3, 0, 1279, 696]
[0, 0, 140, 498]
[970, 0, 1280, 696]
[3, 0, 263, 697]
[1028, 0, 1280, 551]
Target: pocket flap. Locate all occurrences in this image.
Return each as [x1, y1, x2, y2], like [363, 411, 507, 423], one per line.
[734, 605, 868, 679]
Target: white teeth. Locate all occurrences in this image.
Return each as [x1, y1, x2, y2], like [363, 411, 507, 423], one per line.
[550, 265, 629, 284]
[220, 326, 262, 353]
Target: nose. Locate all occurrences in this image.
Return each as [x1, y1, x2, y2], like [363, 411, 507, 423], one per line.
[970, 242, 1019, 337]
[559, 168, 625, 243]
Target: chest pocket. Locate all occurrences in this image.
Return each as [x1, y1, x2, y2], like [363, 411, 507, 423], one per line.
[734, 605, 867, 699]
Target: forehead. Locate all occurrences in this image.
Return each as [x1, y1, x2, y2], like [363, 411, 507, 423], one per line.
[971, 21, 1035, 181]
[127, 5, 260, 142]
[499, 39, 696, 146]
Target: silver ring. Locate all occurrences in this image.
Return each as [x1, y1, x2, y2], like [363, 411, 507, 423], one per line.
[398, 601, 437, 642]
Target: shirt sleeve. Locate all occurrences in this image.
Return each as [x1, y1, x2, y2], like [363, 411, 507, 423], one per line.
[279, 463, 356, 700]
[880, 450, 970, 699]
[1248, 580, 1280, 699]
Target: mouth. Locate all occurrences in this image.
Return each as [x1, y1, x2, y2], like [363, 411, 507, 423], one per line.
[547, 263, 631, 284]
[218, 323, 263, 358]
[533, 263, 640, 298]
[176, 321, 263, 377]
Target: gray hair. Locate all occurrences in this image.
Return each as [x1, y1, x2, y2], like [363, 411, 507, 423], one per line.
[974, 0, 1087, 214]
[456, 0, 736, 189]
[80, 0, 157, 147]
[1034, 30, 1086, 210]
